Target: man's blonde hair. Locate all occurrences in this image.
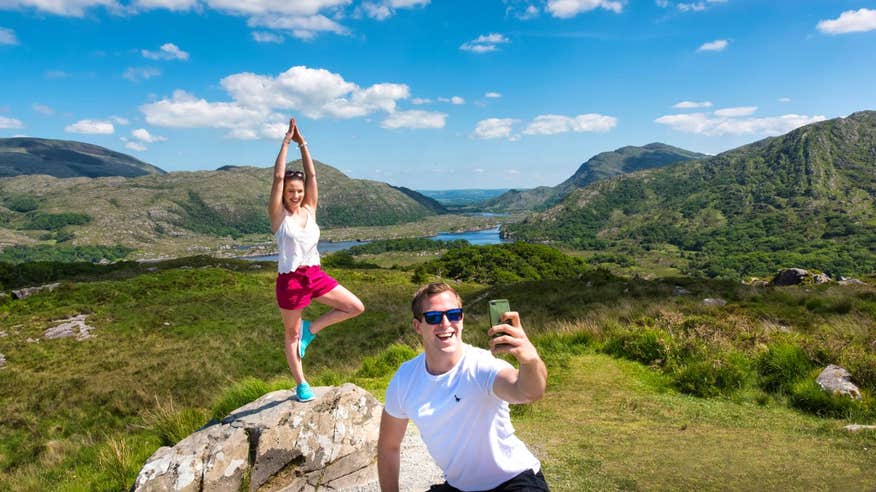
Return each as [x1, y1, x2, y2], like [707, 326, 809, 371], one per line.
[411, 282, 462, 319]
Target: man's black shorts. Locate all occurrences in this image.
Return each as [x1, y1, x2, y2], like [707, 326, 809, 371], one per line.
[428, 469, 550, 492]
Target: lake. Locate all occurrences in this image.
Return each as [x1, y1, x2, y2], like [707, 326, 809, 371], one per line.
[243, 226, 508, 261]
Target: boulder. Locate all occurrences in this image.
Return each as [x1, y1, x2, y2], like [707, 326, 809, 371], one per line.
[844, 424, 876, 432]
[702, 298, 727, 307]
[132, 384, 383, 492]
[771, 268, 809, 286]
[0, 353, 5, 368]
[816, 365, 861, 400]
[43, 314, 95, 341]
[11, 282, 61, 300]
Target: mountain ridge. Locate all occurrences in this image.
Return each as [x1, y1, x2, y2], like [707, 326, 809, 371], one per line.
[0, 137, 166, 178]
[483, 142, 707, 212]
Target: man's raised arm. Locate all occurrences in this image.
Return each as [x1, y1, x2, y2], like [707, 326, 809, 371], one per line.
[377, 410, 409, 492]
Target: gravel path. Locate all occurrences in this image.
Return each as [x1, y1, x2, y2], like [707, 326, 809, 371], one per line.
[359, 424, 444, 491]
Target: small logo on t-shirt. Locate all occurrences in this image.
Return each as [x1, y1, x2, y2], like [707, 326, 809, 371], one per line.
[454, 394, 461, 402]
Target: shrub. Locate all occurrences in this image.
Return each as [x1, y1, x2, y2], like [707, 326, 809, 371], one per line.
[788, 378, 864, 419]
[5, 195, 40, 212]
[23, 212, 91, 230]
[210, 377, 271, 420]
[140, 398, 209, 446]
[356, 344, 418, 378]
[757, 342, 812, 393]
[603, 328, 670, 365]
[673, 352, 752, 397]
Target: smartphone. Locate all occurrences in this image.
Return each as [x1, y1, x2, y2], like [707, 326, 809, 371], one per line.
[488, 299, 511, 328]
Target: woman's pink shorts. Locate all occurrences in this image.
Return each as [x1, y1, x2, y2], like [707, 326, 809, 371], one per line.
[276, 265, 339, 310]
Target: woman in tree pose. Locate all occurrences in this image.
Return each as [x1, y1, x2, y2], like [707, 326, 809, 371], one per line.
[268, 117, 365, 402]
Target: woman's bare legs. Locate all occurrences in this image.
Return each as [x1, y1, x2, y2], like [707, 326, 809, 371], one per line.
[309, 285, 365, 334]
[279, 308, 306, 384]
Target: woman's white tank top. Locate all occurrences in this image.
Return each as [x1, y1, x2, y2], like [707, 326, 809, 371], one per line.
[275, 207, 321, 274]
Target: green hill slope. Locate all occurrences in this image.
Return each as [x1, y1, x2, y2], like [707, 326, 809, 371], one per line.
[484, 143, 706, 212]
[505, 111, 876, 278]
[0, 138, 165, 178]
[0, 161, 441, 258]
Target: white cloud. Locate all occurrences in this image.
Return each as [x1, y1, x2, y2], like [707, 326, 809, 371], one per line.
[141, 66, 413, 139]
[132, 128, 167, 142]
[460, 33, 510, 53]
[677, 0, 725, 12]
[0, 0, 119, 17]
[546, 0, 622, 19]
[380, 110, 446, 129]
[45, 70, 70, 79]
[0, 115, 24, 129]
[523, 113, 617, 135]
[0, 27, 19, 45]
[123, 67, 162, 81]
[411, 97, 432, 105]
[817, 8, 876, 35]
[32, 103, 55, 115]
[134, 0, 198, 11]
[252, 31, 284, 43]
[714, 106, 757, 117]
[247, 14, 349, 40]
[361, 0, 428, 19]
[697, 39, 727, 52]
[124, 141, 147, 151]
[438, 96, 465, 105]
[485, 92, 502, 99]
[110, 116, 130, 125]
[65, 119, 115, 134]
[673, 100, 712, 109]
[142, 43, 189, 60]
[655, 112, 826, 136]
[778, 97, 791, 103]
[472, 118, 518, 139]
[205, 0, 351, 17]
[361, 2, 392, 19]
[140, 90, 269, 130]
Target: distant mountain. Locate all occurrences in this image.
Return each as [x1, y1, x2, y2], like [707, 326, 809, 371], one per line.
[0, 137, 165, 178]
[417, 189, 509, 207]
[0, 161, 443, 254]
[390, 186, 448, 214]
[484, 143, 707, 212]
[505, 111, 876, 278]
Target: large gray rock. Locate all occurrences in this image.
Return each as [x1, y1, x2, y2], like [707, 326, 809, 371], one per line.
[132, 384, 383, 491]
[771, 268, 809, 286]
[816, 364, 861, 400]
[11, 282, 60, 300]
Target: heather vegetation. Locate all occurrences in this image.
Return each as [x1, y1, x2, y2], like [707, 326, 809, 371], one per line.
[1, 249, 873, 490]
[506, 112, 876, 279]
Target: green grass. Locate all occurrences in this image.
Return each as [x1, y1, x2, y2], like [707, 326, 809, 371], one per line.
[1, 258, 875, 490]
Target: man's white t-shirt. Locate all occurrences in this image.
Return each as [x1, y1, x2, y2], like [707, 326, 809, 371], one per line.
[384, 344, 541, 491]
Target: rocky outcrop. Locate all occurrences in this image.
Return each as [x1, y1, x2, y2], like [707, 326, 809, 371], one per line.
[771, 269, 831, 286]
[11, 282, 60, 300]
[44, 314, 95, 341]
[816, 365, 861, 400]
[133, 384, 383, 491]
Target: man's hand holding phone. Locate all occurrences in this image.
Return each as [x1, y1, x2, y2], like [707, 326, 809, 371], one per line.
[487, 300, 540, 365]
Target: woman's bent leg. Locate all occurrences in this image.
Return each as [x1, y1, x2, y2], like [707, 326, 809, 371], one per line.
[309, 284, 365, 334]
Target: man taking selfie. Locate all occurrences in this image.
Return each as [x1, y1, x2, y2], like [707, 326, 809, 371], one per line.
[377, 282, 549, 491]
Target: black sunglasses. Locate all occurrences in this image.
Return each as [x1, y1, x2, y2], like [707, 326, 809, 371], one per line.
[285, 170, 305, 178]
[421, 308, 463, 325]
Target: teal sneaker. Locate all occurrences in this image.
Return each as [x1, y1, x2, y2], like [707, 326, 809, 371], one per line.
[296, 382, 315, 402]
[299, 320, 316, 358]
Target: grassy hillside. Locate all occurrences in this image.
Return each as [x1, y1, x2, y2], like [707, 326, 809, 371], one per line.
[506, 111, 876, 278]
[0, 251, 874, 490]
[0, 138, 165, 178]
[484, 143, 706, 212]
[0, 161, 446, 260]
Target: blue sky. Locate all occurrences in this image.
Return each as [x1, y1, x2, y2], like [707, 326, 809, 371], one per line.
[1, 0, 875, 189]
